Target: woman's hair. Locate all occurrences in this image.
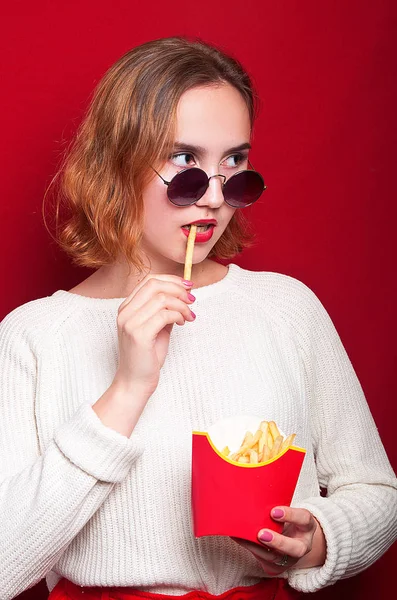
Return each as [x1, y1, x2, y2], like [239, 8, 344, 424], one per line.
[47, 37, 258, 270]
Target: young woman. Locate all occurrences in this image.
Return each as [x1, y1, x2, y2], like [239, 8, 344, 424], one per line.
[0, 37, 396, 600]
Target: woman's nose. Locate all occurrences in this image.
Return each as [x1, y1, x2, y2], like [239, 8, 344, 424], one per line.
[195, 174, 225, 209]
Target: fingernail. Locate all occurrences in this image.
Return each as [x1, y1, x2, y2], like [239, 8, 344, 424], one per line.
[187, 293, 196, 302]
[182, 280, 194, 286]
[259, 530, 273, 543]
[272, 508, 284, 519]
[190, 310, 196, 319]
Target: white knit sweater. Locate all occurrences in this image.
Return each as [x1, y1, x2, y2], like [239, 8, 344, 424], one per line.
[0, 264, 396, 600]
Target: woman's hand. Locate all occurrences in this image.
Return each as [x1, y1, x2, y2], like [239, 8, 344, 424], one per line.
[93, 275, 195, 436]
[114, 274, 195, 397]
[233, 507, 326, 575]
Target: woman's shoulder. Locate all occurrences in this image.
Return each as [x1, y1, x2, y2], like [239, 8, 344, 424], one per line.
[0, 291, 87, 353]
[230, 264, 332, 335]
[2, 291, 78, 324]
[231, 264, 321, 309]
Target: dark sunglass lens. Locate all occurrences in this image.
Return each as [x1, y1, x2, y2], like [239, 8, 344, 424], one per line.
[223, 171, 265, 208]
[168, 168, 208, 206]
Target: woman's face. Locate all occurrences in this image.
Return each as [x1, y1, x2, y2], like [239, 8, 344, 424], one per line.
[140, 83, 251, 274]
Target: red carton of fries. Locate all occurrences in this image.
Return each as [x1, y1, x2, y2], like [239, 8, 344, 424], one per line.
[191, 415, 306, 545]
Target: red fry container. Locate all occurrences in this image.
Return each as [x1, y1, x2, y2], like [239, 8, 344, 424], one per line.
[191, 428, 306, 545]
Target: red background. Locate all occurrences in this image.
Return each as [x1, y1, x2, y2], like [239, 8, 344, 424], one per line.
[1, 1, 396, 599]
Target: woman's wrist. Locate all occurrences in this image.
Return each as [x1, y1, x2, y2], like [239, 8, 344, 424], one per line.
[93, 381, 151, 437]
[292, 517, 327, 570]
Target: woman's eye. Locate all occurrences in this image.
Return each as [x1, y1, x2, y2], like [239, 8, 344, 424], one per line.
[222, 154, 247, 168]
[170, 153, 196, 167]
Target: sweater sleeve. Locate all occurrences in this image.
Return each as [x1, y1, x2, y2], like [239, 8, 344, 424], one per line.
[0, 309, 142, 599]
[283, 282, 397, 593]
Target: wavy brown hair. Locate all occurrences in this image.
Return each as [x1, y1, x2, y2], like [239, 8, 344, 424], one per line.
[45, 37, 258, 270]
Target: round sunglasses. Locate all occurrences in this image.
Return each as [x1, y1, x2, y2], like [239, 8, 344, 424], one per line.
[152, 163, 267, 208]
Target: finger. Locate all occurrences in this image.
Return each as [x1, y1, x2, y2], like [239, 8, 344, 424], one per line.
[119, 275, 189, 311]
[119, 276, 190, 311]
[119, 279, 194, 318]
[143, 309, 192, 338]
[232, 537, 280, 563]
[257, 529, 309, 560]
[270, 506, 315, 532]
[130, 295, 196, 328]
[232, 537, 294, 575]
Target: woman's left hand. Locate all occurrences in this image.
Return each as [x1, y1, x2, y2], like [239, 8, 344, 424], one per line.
[232, 506, 326, 575]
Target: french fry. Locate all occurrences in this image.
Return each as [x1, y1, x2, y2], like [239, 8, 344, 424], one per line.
[242, 431, 253, 446]
[226, 420, 297, 464]
[259, 420, 269, 432]
[252, 429, 262, 445]
[261, 444, 271, 462]
[268, 421, 281, 442]
[258, 431, 267, 455]
[249, 450, 259, 464]
[237, 430, 260, 455]
[183, 225, 197, 281]
[281, 433, 296, 452]
[270, 435, 283, 459]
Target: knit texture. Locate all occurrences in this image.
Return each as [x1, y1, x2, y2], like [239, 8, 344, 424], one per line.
[0, 263, 396, 599]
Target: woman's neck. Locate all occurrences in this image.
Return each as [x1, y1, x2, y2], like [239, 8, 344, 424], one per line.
[68, 258, 228, 299]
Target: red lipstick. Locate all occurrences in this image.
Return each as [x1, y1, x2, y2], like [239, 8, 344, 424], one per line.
[181, 219, 217, 243]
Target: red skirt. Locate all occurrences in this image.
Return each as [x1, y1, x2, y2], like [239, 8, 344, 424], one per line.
[49, 577, 302, 600]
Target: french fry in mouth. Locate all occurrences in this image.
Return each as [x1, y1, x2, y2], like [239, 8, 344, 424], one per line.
[183, 224, 197, 281]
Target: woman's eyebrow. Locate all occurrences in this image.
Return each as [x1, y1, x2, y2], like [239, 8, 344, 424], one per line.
[172, 142, 252, 156]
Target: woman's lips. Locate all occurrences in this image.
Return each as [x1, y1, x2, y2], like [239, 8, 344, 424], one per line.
[181, 225, 215, 243]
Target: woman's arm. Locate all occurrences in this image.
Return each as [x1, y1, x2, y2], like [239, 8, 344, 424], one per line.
[284, 280, 397, 592]
[0, 310, 142, 599]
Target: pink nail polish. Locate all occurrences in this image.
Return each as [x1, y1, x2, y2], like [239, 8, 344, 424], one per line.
[190, 310, 196, 319]
[272, 508, 284, 519]
[259, 530, 273, 543]
[182, 280, 194, 286]
[187, 293, 196, 302]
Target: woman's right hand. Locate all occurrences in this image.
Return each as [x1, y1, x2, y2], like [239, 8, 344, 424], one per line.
[93, 274, 195, 436]
[113, 274, 196, 400]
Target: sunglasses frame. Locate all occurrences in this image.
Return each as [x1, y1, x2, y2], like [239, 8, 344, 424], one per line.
[152, 161, 267, 208]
